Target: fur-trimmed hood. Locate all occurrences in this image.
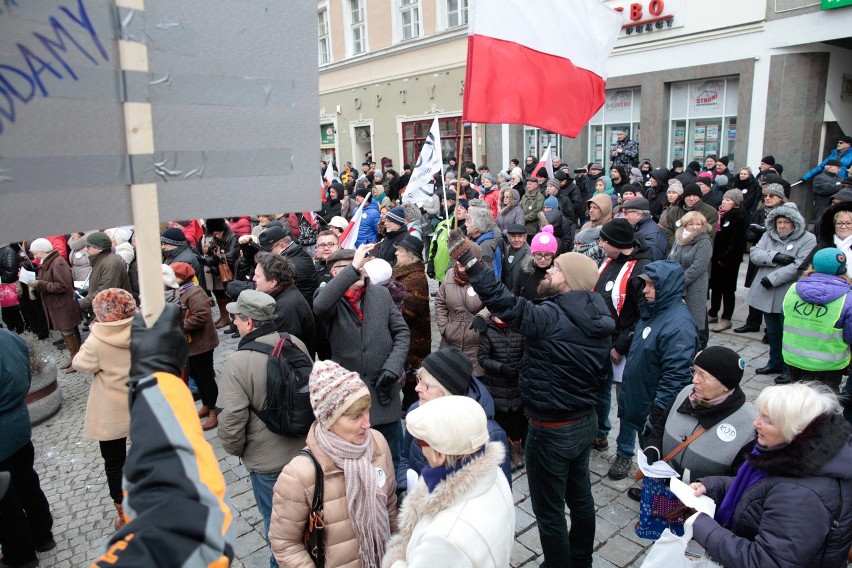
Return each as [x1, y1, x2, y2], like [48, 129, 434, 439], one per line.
[382, 443, 507, 567]
[748, 413, 852, 479]
[816, 199, 852, 248]
[764, 203, 806, 241]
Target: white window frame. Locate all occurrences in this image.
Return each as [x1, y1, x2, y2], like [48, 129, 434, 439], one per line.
[393, 0, 423, 43]
[318, 3, 332, 66]
[343, 0, 368, 57]
[436, 0, 469, 32]
[447, 0, 469, 29]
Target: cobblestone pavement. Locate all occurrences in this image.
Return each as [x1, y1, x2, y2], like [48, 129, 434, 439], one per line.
[25, 265, 774, 567]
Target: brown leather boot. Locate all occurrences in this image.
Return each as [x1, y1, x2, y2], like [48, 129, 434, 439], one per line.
[198, 405, 210, 419]
[214, 298, 231, 329]
[62, 332, 82, 373]
[202, 409, 218, 431]
[114, 502, 127, 531]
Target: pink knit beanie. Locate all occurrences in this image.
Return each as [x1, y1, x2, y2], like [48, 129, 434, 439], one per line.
[531, 225, 558, 255]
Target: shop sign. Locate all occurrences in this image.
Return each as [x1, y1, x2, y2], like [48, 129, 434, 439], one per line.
[821, 0, 852, 10]
[321, 124, 336, 146]
[612, 0, 684, 37]
[605, 90, 633, 111]
[693, 80, 724, 110]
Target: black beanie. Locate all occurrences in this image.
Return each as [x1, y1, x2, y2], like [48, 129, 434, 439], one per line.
[599, 218, 635, 249]
[761, 155, 775, 166]
[693, 346, 745, 390]
[682, 183, 703, 198]
[161, 227, 187, 246]
[421, 347, 473, 395]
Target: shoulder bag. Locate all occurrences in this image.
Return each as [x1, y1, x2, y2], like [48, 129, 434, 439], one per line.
[298, 449, 325, 567]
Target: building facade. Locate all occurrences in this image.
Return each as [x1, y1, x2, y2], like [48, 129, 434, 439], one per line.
[318, 0, 852, 216]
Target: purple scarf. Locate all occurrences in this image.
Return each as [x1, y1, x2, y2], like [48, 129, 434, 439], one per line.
[421, 446, 486, 493]
[714, 446, 770, 527]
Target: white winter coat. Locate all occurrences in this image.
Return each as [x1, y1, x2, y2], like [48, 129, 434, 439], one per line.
[381, 443, 514, 568]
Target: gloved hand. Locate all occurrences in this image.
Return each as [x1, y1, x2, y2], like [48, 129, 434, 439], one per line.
[469, 315, 488, 333]
[426, 260, 436, 279]
[760, 276, 773, 289]
[774, 253, 795, 266]
[643, 446, 661, 464]
[749, 223, 766, 235]
[501, 362, 519, 376]
[130, 304, 189, 381]
[371, 369, 399, 406]
[447, 229, 475, 266]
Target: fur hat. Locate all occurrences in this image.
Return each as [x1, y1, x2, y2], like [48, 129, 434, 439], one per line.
[29, 238, 53, 253]
[531, 225, 558, 255]
[405, 395, 489, 456]
[421, 347, 473, 396]
[161, 227, 187, 246]
[205, 218, 228, 233]
[309, 360, 369, 430]
[694, 346, 745, 390]
[553, 252, 599, 291]
[92, 288, 137, 322]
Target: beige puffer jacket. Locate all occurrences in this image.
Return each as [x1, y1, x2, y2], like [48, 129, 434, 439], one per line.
[435, 268, 488, 377]
[269, 423, 398, 567]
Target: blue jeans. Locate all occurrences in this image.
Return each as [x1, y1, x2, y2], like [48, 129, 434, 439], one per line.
[615, 382, 638, 458]
[250, 470, 281, 568]
[373, 420, 403, 476]
[595, 367, 614, 438]
[526, 412, 597, 568]
[763, 312, 788, 373]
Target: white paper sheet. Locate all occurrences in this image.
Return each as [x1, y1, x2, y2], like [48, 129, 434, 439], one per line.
[612, 356, 626, 383]
[637, 449, 680, 478]
[669, 477, 716, 518]
[18, 268, 35, 284]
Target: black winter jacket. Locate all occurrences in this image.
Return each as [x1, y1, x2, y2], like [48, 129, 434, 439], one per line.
[468, 262, 614, 421]
[477, 321, 526, 414]
[693, 413, 852, 568]
[0, 245, 19, 283]
[281, 242, 318, 307]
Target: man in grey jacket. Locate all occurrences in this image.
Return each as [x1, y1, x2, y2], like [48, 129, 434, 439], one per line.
[313, 244, 411, 470]
[217, 290, 308, 568]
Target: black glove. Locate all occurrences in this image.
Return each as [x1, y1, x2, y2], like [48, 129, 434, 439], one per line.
[469, 315, 488, 333]
[130, 304, 189, 381]
[426, 260, 436, 279]
[643, 446, 661, 464]
[749, 223, 766, 235]
[371, 370, 398, 406]
[760, 276, 773, 289]
[774, 253, 795, 266]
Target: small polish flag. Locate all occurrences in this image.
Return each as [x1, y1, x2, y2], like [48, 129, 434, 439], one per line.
[532, 144, 554, 180]
[339, 195, 370, 250]
[463, 0, 622, 138]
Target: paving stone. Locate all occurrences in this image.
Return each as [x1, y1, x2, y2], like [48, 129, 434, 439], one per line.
[597, 534, 645, 567]
[510, 541, 536, 567]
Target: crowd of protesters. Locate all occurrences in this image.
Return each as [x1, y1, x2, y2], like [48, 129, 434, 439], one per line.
[2, 142, 852, 567]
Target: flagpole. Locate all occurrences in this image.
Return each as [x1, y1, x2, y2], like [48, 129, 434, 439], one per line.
[454, 121, 465, 230]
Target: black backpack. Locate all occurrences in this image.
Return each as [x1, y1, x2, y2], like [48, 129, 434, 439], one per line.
[238, 333, 315, 437]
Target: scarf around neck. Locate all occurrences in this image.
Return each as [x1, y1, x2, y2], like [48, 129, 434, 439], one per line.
[344, 286, 365, 321]
[314, 425, 390, 567]
[714, 446, 771, 528]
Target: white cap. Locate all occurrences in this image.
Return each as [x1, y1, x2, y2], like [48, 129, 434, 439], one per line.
[162, 264, 179, 289]
[364, 258, 392, 285]
[405, 396, 489, 456]
[329, 216, 348, 230]
[29, 238, 54, 253]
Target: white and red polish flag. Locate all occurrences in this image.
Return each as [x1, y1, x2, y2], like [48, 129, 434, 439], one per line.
[339, 195, 370, 250]
[463, 0, 623, 138]
[533, 144, 555, 180]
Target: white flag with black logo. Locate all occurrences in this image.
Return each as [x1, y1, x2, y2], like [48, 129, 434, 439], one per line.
[402, 118, 444, 204]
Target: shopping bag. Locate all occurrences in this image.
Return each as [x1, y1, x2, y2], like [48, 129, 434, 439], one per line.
[0, 282, 20, 308]
[641, 515, 723, 567]
[636, 477, 686, 540]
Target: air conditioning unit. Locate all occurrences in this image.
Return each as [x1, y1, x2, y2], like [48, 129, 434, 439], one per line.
[356, 126, 371, 142]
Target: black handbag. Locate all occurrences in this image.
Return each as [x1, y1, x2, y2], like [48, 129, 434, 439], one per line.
[299, 449, 325, 567]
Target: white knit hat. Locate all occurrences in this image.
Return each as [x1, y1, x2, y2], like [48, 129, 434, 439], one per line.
[162, 264, 179, 289]
[405, 396, 489, 456]
[29, 238, 54, 253]
[364, 258, 392, 285]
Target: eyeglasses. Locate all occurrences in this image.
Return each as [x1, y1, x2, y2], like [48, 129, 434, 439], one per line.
[415, 375, 436, 391]
[689, 366, 715, 383]
[533, 252, 553, 259]
[836, 222, 852, 228]
[316, 242, 337, 248]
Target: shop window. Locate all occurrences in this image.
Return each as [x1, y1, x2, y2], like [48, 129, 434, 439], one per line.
[401, 117, 471, 169]
[588, 88, 641, 169]
[524, 128, 561, 161]
[669, 78, 739, 166]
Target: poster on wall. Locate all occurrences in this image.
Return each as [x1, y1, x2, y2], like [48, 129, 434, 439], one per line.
[728, 125, 737, 139]
[692, 144, 705, 160]
[705, 143, 718, 155]
[673, 145, 685, 159]
[674, 127, 686, 144]
[693, 126, 706, 142]
[706, 125, 719, 142]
